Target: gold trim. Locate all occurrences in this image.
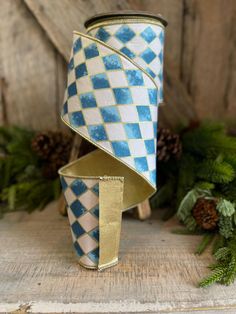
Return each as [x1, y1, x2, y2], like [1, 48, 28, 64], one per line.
[86, 18, 165, 33]
[98, 177, 123, 270]
[72, 31, 159, 91]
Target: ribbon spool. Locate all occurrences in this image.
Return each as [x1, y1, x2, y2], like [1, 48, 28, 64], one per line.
[59, 11, 167, 270]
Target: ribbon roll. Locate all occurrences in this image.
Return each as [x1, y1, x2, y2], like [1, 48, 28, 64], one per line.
[59, 12, 167, 270]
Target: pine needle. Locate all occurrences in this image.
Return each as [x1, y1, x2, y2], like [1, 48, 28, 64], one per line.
[195, 233, 215, 255]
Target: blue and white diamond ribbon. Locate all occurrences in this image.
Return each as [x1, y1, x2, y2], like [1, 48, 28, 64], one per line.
[59, 14, 166, 270]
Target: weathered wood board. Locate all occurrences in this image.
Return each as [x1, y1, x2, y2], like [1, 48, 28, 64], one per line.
[181, 0, 236, 120]
[0, 0, 67, 130]
[1, 0, 235, 129]
[0, 202, 236, 313]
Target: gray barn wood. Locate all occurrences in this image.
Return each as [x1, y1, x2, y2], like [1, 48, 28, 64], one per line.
[0, 203, 236, 313]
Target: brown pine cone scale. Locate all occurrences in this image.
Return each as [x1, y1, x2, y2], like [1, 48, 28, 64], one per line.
[192, 197, 219, 230]
[157, 127, 182, 162]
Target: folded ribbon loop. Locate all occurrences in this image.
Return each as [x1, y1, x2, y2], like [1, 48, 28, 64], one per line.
[59, 14, 166, 269]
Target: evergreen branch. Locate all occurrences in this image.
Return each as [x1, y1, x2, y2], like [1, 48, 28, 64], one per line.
[216, 199, 235, 217]
[195, 233, 215, 255]
[219, 216, 234, 238]
[194, 181, 215, 190]
[199, 263, 227, 287]
[197, 160, 235, 184]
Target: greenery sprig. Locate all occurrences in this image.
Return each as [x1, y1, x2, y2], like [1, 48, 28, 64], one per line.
[151, 121, 236, 287]
[0, 126, 62, 217]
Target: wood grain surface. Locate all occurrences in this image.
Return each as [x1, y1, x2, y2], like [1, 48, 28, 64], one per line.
[1, 0, 235, 129]
[0, 202, 236, 313]
[23, 0, 197, 129]
[0, 0, 66, 130]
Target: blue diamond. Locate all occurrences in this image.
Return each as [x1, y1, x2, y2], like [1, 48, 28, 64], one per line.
[134, 157, 148, 172]
[124, 123, 141, 139]
[68, 82, 77, 98]
[70, 200, 87, 217]
[159, 31, 164, 45]
[89, 228, 99, 241]
[75, 63, 88, 79]
[103, 54, 122, 70]
[80, 92, 97, 108]
[115, 25, 135, 43]
[71, 180, 87, 196]
[60, 176, 68, 191]
[153, 122, 157, 135]
[88, 125, 108, 141]
[125, 70, 144, 86]
[91, 73, 110, 89]
[145, 139, 155, 154]
[71, 221, 85, 238]
[69, 111, 85, 127]
[91, 205, 99, 218]
[87, 247, 99, 263]
[140, 48, 156, 64]
[73, 37, 82, 54]
[92, 183, 99, 196]
[150, 170, 156, 185]
[146, 67, 156, 78]
[120, 47, 135, 59]
[112, 141, 131, 157]
[159, 50, 164, 64]
[84, 43, 99, 59]
[137, 106, 151, 121]
[68, 58, 74, 71]
[73, 241, 84, 256]
[100, 106, 120, 123]
[148, 89, 158, 105]
[95, 27, 111, 42]
[113, 88, 133, 104]
[62, 101, 68, 115]
[140, 26, 157, 43]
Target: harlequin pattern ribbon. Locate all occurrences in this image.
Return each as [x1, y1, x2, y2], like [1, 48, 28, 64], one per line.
[59, 14, 166, 270]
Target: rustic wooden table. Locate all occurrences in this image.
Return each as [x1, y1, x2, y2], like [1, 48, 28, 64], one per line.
[0, 202, 236, 314]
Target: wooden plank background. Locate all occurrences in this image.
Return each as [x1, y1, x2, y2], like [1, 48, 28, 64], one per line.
[0, 0, 235, 130]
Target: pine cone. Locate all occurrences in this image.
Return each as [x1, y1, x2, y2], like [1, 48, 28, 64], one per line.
[157, 127, 182, 162]
[31, 132, 55, 159]
[192, 197, 219, 230]
[32, 131, 73, 179]
[32, 131, 72, 161]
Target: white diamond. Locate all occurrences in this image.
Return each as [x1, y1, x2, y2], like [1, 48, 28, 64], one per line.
[86, 57, 105, 74]
[107, 71, 128, 88]
[79, 190, 98, 210]
[76, 76, 93, 94]
[105, 123, 126, 141]
[146, 154, 156, 171]
[64, 188, 77, 206]
[130, 87, 149, 105]
[78, 234, 98, 254]
[118, 105, 139, 123]
[129, 139, 147, 157]
[82, 179, 99, 188]
[67, 95, 80, 113]
[94, 89, 116, 107]
[79, 255, 96, 267]
[83, 108, 103, 125]
[140, 122, 154, 139]
[78, 212, 98, 232]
